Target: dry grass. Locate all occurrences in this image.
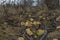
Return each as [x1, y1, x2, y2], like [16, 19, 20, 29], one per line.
[0, 5, 60, 40]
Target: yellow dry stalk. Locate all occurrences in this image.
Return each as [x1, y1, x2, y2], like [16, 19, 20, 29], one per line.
[26, 28, 33, 36]
[36, 29, 44, 36]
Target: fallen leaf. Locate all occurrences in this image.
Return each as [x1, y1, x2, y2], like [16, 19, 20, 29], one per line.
[26, 28, 33, 36]
[36, 29, 44, 36]
[17, 37, 24, 40]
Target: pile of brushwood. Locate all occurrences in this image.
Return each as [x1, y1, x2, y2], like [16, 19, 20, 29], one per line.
[0, 4, 60, 40]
